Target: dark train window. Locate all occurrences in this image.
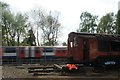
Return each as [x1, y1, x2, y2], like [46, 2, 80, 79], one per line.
[111, 41, 120, 51]
[74, 37, 79, 47]
[56, 48, 66, 53]
[4, 47, 16, 53]
[98, 39, 109, 52]
[43, 48, 53, 52]
[57, 50, 65, 53]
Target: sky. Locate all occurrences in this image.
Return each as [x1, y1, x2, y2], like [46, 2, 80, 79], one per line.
[1, 0, 120, 44]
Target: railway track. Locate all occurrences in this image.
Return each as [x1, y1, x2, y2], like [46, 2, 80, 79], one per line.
[28, 64, 63, 76]
[27, 64, 120, 77]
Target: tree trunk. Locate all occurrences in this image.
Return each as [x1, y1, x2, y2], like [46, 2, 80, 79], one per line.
[17, 34, 20, 46]
[37, 30, 40, 46]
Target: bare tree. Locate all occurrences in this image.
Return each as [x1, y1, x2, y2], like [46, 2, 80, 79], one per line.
[30, 8, 46, 46]
[40, 11, 61, 46]
[30, 8, 61, 46]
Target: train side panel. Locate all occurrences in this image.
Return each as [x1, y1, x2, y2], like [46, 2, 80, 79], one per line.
[73, 37, 84, 62]
[54, 47, 67, 57]
[89, 38, 98, 60]
[18, 47, 25, 58]
[34, 47, 42, 58]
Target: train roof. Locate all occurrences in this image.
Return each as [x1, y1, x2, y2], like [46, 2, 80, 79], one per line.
[69, 32, 120, 38]
[68, 32, 120, 41]
[69, 32, 120, 36]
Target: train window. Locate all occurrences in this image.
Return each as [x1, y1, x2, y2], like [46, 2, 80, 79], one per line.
[43, 48, 53, 52]
[56, 48, 66, 53]
[4, 48, 16, 53]
[111, 41, 120, 51]
[70, 42, 73, 47]
[57, 50, 65, 53]
[98, 39, 109, 52]
[74, 37, 79, 46]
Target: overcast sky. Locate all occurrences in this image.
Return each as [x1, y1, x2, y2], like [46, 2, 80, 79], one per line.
[1, 0, 120, 44]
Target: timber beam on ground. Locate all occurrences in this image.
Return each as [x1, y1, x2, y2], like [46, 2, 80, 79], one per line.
[28, 66, 54, 69]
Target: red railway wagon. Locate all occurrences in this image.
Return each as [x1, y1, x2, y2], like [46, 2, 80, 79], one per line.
[67, 32, 120, 68]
